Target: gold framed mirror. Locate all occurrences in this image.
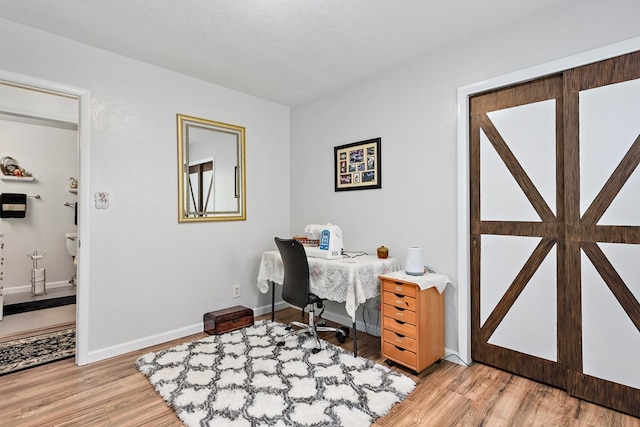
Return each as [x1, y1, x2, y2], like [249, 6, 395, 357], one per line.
[177, 114, 246, 222]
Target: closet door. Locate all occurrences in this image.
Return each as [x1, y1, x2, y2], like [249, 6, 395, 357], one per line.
[469, 75, 566, 388]
[470, 51, 640, 417]
[563, 52, 640, 415]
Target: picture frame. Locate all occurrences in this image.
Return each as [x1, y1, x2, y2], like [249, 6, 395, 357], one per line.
[334, 137, 381, 191]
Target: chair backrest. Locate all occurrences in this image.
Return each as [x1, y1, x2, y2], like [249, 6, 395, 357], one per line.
[274, 237, 310, 308]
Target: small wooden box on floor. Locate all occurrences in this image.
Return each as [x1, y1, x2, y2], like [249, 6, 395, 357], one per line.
[380, 276, 444, 373]
[203, 305, 254, 335]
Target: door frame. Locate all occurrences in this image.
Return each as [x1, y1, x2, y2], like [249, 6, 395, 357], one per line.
[455, 35, 640, 365]
[0, 69, 92, 365]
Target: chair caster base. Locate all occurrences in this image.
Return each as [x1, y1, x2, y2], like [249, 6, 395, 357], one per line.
[336, 326, 349, 343]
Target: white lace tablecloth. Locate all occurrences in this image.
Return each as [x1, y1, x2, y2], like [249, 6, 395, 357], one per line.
[257, 250, 401, 321]
[378, 270, 451, 294]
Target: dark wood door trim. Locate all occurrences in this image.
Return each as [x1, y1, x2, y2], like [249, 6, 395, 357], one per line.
[478, 221, 558, 237]
[470, 75, 565, 394]
[564, 51, 640, 93]
[569, 371, 640, 417]
[581, 134, 640, 225]
[570, 225, 640, 244]
[473, 342, 566, 389]
[479, 237, 556, 341]
[581, 242, 640, 331]
[479, 114, 556, 222]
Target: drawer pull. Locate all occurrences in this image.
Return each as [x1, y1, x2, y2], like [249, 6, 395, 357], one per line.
[393, 319, 406, 325]
[394, 345, 406, 351]
[395, 285, 403, 291]
[395, 337, 404, 343]
[393, 294, 407, 306]
[396, 312, 404, 317]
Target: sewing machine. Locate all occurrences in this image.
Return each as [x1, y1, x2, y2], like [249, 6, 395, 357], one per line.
[303, 223, 343, 259]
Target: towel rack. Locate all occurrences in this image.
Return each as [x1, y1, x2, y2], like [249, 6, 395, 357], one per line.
[28, 194, 41, 199]
[64, 202, 75, 207]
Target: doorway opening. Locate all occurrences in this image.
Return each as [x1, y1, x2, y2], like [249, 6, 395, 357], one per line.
[0, 74, 88, 366]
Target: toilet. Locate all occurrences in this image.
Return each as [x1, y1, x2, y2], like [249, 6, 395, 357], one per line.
[65, 232, 78, 285]
[65, 232, 77, 260]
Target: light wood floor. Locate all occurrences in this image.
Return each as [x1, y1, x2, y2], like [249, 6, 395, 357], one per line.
[1, 308, 638, 426]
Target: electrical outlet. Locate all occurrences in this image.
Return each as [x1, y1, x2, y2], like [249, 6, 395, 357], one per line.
[232, 284, 241, 298]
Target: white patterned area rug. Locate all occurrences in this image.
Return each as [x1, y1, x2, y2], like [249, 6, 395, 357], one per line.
[136, 320, 415, 426]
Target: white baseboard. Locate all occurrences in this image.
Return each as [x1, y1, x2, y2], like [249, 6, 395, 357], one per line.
[2, 281, 74, 294]
[319, 308, 378, 334]
[86, 301, 290, 364]
[443, 348, 468, 366]
[270, 302, 382, 336]
[86, 323, 204, 364]
[270, 304, 469, 367]
[252, 301, 289, 317]
[84, 300, 466, 368]
[84, 302, 472, 368]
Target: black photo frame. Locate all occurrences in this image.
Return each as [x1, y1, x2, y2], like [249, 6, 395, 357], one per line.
[334, 137, 381, 191]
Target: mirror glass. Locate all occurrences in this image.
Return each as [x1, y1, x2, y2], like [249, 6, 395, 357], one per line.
[177, 114, 246, 222]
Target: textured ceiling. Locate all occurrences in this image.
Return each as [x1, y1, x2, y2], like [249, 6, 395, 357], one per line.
[0, 0, 570, 106]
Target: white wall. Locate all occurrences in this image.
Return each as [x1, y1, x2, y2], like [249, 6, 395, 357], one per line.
[3, 0, 640, 364]
[290, 0, 640, 354]
[0, 19, 290, 362]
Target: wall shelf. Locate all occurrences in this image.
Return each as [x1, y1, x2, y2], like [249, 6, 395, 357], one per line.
[1, 175, 34, 182]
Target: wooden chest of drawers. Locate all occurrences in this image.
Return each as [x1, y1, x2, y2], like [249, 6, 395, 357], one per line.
[380, 276, 444, 373]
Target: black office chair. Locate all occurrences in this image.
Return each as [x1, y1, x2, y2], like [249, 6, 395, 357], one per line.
[274, 237, 349, 353]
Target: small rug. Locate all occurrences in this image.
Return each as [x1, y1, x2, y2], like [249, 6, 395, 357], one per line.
[0, 327, 75, 375]
[136, 320, 415, 426]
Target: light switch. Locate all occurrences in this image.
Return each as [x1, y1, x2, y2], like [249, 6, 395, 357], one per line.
[94, 192, 109, 209]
